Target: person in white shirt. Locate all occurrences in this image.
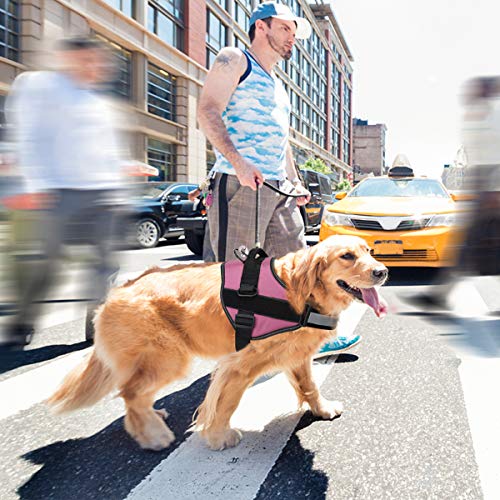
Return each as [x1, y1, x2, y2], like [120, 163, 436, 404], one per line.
[1, 36, 125, 349]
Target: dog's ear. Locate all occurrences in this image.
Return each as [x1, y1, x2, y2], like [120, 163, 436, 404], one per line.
[288, 246, 328, 313]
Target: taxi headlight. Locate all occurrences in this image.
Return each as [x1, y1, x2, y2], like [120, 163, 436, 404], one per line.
[427, 214, 456, 227]
[322, 211, 353, 227]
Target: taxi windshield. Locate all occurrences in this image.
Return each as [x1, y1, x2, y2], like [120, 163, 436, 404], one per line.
[349, 178, 449, 198]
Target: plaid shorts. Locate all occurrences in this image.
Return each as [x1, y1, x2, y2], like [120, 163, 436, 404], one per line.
[206, 173, 306, 262]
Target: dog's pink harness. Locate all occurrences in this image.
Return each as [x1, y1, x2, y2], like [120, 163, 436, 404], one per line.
[221, 248, 338, 351]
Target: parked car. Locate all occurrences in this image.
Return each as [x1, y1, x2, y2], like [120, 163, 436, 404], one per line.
[132, 182, 198, 248]
[319, 166, 465, 267]
[299, 169, 335, 233]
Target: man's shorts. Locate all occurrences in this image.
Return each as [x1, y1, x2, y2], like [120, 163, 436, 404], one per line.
[207, 173, 306, 262]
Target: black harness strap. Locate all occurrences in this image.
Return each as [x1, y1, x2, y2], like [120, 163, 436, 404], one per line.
[233, 247, 267, 350]
[223, 289, 301, 322]
[238, 247, 267, 297]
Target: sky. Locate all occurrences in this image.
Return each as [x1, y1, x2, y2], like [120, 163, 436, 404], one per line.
[329, 0, 500, 177]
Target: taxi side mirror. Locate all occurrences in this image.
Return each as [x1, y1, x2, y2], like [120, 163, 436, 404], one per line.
[335, 192, 347, 200]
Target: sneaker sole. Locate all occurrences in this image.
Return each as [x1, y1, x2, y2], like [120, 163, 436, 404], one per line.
[313, 337, 362, 359]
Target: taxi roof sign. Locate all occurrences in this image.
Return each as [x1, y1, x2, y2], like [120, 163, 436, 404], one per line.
[388, 166, 414, 178]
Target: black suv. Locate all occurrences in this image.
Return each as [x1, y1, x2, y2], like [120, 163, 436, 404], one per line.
[299, 169, 335, 233]
[132, 182, 197, 248]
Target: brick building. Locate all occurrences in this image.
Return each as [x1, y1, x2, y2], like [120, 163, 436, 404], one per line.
[0, 0, 354, 183]
[352, 118, 387, 178]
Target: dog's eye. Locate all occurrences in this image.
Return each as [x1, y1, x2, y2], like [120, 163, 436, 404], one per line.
[341, 252, 355, 261]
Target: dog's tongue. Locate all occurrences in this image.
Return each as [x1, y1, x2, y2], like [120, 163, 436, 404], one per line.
[361, 287, 388, 318]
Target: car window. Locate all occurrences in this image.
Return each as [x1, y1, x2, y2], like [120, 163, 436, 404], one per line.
[137, 183, 172, 198]
[349, 178, 450, 198]
[319, 176, 332, 196]
[169, 185, 196, 200]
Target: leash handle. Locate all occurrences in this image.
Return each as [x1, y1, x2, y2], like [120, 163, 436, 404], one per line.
[255, 183, 261, 248]
[262, 180, 304, 198]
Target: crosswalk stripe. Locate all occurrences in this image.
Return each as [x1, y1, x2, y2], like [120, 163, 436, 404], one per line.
[126, 301, 367, 500]
[0, 348, 90, 420]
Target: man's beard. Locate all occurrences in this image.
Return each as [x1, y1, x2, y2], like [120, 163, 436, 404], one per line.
[266, 33, 293, 60]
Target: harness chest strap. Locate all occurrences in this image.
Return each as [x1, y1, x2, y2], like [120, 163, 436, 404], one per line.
[221, 248, 338, 351]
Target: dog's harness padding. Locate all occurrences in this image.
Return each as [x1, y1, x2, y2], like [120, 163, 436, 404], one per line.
[221, 248, 338, 351]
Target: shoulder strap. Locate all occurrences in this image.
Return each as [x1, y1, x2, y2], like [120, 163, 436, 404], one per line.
[238, 50, 252, 84]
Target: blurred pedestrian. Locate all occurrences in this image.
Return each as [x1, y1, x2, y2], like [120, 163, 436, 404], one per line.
[407, 76, 500, 309]
[0, 36, 125, 349]
[198, 2, 360, 356]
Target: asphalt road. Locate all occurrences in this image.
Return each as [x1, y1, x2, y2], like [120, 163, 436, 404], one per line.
[1, 236, 499, 499]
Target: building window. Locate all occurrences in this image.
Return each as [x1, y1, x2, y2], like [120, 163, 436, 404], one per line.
[343, 138, 350, 165]
[206, 9, 227, 68]
[97, 36, 132, 100]
[147, 138, 176, 181]
[147, 63, 176, 121]
[234, 35, 247, 50]
[234, 0, 251, 33]
[148, 0, 184, 50]
[213, 0, 228, 10]
[104, 0, 133, 17]
[0, 0, 19, 62]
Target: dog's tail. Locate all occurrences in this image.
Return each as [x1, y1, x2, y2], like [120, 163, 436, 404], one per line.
[47, 350, 114, 413]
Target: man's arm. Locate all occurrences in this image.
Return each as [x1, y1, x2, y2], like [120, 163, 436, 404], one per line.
[285, 143, 310, 206]
[198, 47, 263, 190]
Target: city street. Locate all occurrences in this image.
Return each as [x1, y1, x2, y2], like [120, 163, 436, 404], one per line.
[1, 236, 499, 500]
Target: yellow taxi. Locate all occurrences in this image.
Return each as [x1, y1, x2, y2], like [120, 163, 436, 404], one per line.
[319, 165, 463, 267]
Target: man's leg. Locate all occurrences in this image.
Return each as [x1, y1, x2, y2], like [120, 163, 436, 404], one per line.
[5, 193, 68, 345]
[85, 192, 120, 341]
[208, 174, 276, 261]
[263, 181, 363, 357]
[263, 180, 306, 258]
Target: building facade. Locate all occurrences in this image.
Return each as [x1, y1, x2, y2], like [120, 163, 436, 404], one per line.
[0, 0, 354, 183]
[352, 118, 387, 178]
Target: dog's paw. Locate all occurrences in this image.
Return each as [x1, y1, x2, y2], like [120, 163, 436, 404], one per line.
[138, 426, 175, 451]
[205, 428, 242, 451]
[313, 398, 343, 420]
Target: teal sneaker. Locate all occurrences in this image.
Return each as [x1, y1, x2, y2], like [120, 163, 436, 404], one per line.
[313, 334, 362, 359]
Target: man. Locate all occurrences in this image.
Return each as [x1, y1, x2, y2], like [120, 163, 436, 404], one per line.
[1, 37, 124, 349]
[197, 2, 360, 356]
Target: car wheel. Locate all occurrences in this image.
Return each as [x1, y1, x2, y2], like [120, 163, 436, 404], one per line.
[136, 218, 161, 248]
[184, 230, 204, 256]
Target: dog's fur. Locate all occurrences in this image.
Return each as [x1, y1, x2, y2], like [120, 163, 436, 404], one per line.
[48, 235, 387, 451]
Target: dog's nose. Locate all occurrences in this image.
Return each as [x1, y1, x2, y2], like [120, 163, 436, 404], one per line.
[372, 266, 388, 282]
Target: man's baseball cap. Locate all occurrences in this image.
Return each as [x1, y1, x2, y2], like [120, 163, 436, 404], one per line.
[249, 2, 312, 40]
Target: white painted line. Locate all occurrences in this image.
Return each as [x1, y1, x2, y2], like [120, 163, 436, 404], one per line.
[0, 349, 90, 420]
[448, 280, 490, 318]
[459, 358, 500, 500]
[126, 302, 367, 500]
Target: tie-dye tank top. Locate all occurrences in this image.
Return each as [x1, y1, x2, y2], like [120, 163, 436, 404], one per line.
[211, 50, 291, 181]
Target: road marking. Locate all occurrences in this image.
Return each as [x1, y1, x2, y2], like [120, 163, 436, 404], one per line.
[126, 301, 367, 500]
[444, 281, 500, 499]
[448, 280, 490, 317]
[459, 358, 500, 500]
[0, 348, 91, 420]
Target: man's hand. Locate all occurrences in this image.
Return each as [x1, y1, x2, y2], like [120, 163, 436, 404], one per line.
[234, 159, 264, 190]
[293, 183, 311, 206]
[188, 187, 201, 202]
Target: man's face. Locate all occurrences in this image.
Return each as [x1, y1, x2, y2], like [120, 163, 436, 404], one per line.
[264, 18, 297, 60]
[60, 48, 110, 86]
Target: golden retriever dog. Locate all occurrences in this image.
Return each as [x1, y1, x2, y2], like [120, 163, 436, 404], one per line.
[48, 235, 388, 451]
